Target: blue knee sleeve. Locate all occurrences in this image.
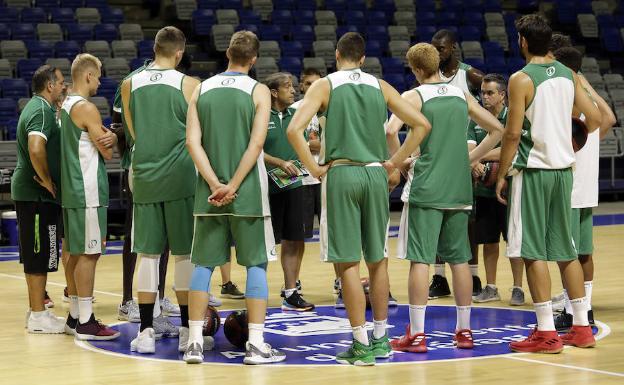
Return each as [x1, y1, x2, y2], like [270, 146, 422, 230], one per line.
[245, 264, 268, 300]
[190, 266, 214, 292]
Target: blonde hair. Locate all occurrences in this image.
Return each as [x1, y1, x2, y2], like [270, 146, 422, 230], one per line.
[406, 43, 440, 78]
[154, 26, 186, 57]
[228, 30, 259, 65]
[71, 53, 101, 81]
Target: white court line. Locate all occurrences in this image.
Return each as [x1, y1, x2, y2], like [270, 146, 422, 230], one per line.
[0, 272, 122, 298]
[503, 355, 624, 377]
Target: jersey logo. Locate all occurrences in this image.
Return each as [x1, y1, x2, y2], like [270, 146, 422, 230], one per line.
[149, 73, 162, 82]
[268, 121, 276, 130]
[437, 85, 448, 95]
[349, 72, 361, 81]
[221, 78, 236, 86]
[546, 66, 556, 77]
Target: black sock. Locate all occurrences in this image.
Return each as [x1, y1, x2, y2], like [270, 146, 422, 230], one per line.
[139, 303, 155, 331]
[180, 305, 189, 328]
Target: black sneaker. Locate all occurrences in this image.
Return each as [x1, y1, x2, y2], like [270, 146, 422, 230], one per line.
[65, 314, 78, 335]
[221, 281, 245, 299]
[588, 309, 595, 326]
[472, 276, 482, 297]
[281, 291, 315, 311]
[296, 279, 302, 293]
[554, 308, 573, 332]
[388, 292, 398, 307]
[428, 274, 451, 299]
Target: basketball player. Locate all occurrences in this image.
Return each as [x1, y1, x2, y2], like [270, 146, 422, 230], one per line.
[387, 43, 503, 353]
[120, 26, 199, 353]
[287, 32, 431, 366]
[12, 65, 66, 333]
[60, 54, 119, 340]
[552, 47, 616, 330]
[494, 14, 600, 353]
[430, 29, 486, 297]
[263, 72, 314, 312]
[183, 30, 286, 365]
[469, 74, 525, 305]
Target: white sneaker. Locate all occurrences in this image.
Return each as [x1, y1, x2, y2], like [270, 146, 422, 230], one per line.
[27, 310, 65, 334]
[160, 297, 180, 316]
[184, 342, 204, 364]
[127, 300, 140, 323]
[243, 342, 286, 365]
[153, 314, 179, 339]
[130, 328, 156, 354]
[178, 327, 215, 352]
[209, 294, 222, 307]
[552, 292, 565, 312]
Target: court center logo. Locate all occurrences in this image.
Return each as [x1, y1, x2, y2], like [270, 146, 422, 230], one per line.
[546, 66, 556, 76]
[78, 305, 605, 365]
[150, 73, 162, 82]
[221, 78, 236, 86]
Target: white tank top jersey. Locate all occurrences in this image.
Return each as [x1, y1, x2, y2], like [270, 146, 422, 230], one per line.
[439, 62, 471, 95]
[572, 112, 600, 208]
[291, 99, 321, 186]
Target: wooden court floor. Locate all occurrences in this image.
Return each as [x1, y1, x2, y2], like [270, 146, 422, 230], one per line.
[0, 213, 623, 385]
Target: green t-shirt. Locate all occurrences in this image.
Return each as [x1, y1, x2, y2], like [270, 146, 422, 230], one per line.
[467, 106, 507, 198]
[11, 95, 61, 203]
[264, 107, 303, 194]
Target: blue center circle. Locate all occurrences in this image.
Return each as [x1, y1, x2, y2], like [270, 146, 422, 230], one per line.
[82, 305, 603, 365]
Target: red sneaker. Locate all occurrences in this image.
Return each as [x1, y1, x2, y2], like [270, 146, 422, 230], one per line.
[454, 329, 474, 349]
[561, 325, 595, 348]
[390, 325, 427, 353]
[510, 328, 563, 354]
[75, 315, 121, 341]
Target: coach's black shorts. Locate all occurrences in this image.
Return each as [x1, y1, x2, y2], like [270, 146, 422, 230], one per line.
[15, 201, 62, 274]
[269, 187, 306, 243]
[302, 184, 321, 239]
[474, 195, 507, 244]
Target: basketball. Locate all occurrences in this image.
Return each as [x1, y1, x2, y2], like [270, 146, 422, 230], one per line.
[480, 162, 500, 187]
[572, 116, 589, 152]
[202, 305, 220, 337]
[223, 310, 248, 348]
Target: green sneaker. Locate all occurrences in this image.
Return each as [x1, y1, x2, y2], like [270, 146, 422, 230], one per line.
[371, 334, 393, 358]
[335, 340, 375, 366]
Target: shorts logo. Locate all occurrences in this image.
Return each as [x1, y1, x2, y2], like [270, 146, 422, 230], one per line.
[221, 78, 236, 86]
[150, 73, 162, 82]
[437, 85, 448, 95]
[349, 72, 361, 81]
[269, 246, 277, 258]
[48, 225, 57, 270]
[546, 66, 556, 76]
[88, 239, 98, 250]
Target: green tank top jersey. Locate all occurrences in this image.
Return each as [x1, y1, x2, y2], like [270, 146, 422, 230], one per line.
[264, 107, 303, 193]
[11, 95, 61, 203]
[409, 83, 472, 209]
[194, 73, 270, 217]
[129, 68, 195, 203]
[321, 68, 388, 164]
[60, 95, 109, 208]
[513, 61, 575, 172]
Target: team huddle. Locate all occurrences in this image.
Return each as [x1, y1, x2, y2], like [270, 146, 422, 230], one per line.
[12, 13, 615, 366]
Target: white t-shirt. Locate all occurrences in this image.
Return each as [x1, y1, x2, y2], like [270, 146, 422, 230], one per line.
[291, 99, 321, 185]
[571, 113, 599, 208]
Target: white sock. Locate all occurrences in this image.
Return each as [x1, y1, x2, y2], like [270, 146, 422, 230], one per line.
[69, 295, 79, 319]
[284, 288, 296, 298]
[352, 325, 369, 345]
[373, 319, 387, 339]
[409, 305, 426, 334]
[188, 320, 204, 346]
[584, 281, 593, 310]
[434, 264, 446, 277]
[456, 305, 471, 331]
[248, 323, 265, 350]
[31, 310, 46, 319]
[486, 284, 497, 290]
[570, 297, 589, 326]
[78, 297, 93, 324]
[534, 301, 555, 331]
[563, 289, 573, 314]
[153, 295, 161, 318]
[469, 264, 479, 277]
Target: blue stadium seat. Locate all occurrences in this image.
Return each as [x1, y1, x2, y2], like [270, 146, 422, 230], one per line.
[325, 0, 347, 19]
[35, 0, 59, 12]
[416, 12, 436, 26]
[239, 9, 261, 25]
[365, 40, 384, 57]
[271, 10, 293, 27]
[486, 57, 507, 74]
[371, 0, 394, 20]
[597, 15, 616, 28]
[346, 0, 366, 12]
[337, 25, 360, 37]
[17, 59, 43, 85]
[367, 11, 389, 27]
[60, 0, 83, 8]
[460, 26, 482, 41]
[460, 0, 484, 12]
[12, 24, 36, 41]
[507, 57, 524, 73]
[21, 8, 48, 24]
[556, 2, 577, 25]
[219, 0, 243, 10]
[1, 79, 30, 100]
[482, 41, 504, 57]
[437, 25, 458, 36]
[503, 12, 518, 28]
[0, 99, 18, 129]
[130, 57, 147, 70]
[259, 25, 282, 41]
[464, 58, 484, 70]
[602, 28, 624, 53]
[94, 23, 118, 42]
[384, 73, 406, 92]
[484, 0, 502, 12]
[280, 41, 303, 58]
[380, 57, 404, 75]
[405, 73, 416, 89]
[463, 12, 485, 28]
[51, 8, 75, 25]
[55, 40, 81, 59]
[85, 0, 109, 11]
[278, 57, 302, 77]
[197, 0, 219, 9]
[615, 14, 624, 28]
[366, 25, 388, 43]
[438, 12, 459, 26]
[101, 8, 124, 25]
[236, 24, 258, 34]
[416, 25, 437, 41]
[441, 0, 462, 10]
[26, 41, 54, 61]
[0, 8, 20, 24]
[97, 76, 117, 106]
[6, 118, 19, 140]
[137, 40, 154, 58]
[66, 23, 93, 45]
[0, 23, 10, 40]
[192, 9, 215, 36]
[291, 25, 313, 50]
[296, 0, 316, 11]
[273, 0, 296, 10]
[416, 0, 436, 11]
[516, 0, 538, 13]
[343, 11, 366, 30]
[293, 10, 314, 25]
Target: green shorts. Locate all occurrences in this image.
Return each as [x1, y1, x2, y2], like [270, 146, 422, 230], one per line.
[132, 197, 194, 255]
[63, 207, 107, 256]
[571, 207, 593, 255]
[191, 215, 276, 267]
[507, 168, 577, 261]
[320, 165, 389, 264]
[398, 203, 471, 264]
